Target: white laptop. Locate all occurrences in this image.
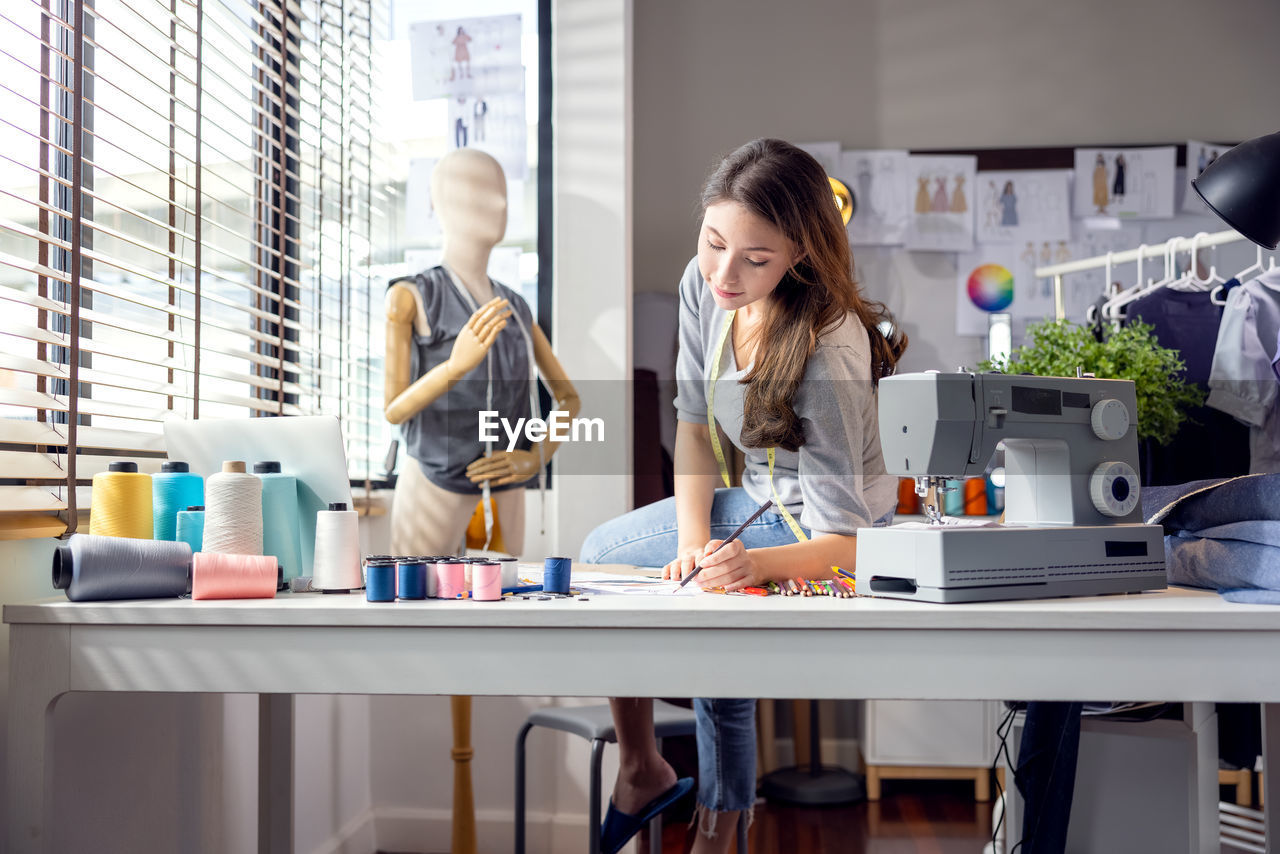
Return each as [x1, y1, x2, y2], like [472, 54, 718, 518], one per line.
[162, 415, 354, 573]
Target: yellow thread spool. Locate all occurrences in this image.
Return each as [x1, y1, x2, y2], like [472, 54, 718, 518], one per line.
[89, 461, 154, 539]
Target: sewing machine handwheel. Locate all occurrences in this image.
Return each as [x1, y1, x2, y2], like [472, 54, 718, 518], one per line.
[1091, 399, 1130, 441]
[1090, 461, 1140, 517]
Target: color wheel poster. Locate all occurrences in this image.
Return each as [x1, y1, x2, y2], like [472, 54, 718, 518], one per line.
[954, 245, 1030, 337]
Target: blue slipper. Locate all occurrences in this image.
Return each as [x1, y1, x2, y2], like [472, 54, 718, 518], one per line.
[600, 776, 694, 854]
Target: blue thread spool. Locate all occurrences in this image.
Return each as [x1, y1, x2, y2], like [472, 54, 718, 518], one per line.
[943, 478, 965, 516]
[254, 461, 303, 586]
[176, 505, 205, 553]
[152, 461, 204, 541]
[543, 556, 572, 594]
[397, 559, 427, 600]
[365, 558, 397, 602]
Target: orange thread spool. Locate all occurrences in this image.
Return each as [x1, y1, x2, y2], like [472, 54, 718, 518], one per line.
[963, 477, 988, 515]
[896, 478, 919, 515]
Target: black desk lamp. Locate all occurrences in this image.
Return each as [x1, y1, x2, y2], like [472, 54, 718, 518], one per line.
[1192, 131, 1280, 250]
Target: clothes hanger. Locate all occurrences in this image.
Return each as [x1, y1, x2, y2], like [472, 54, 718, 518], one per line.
[1084, 250, 1115, 326]
[1103, 238, 1180, 323]
[1212, 244, 1265, 305]
[1168, 232, 1219, 293]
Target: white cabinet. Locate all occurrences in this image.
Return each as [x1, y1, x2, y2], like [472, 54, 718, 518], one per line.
[862, 699, 1002, 800]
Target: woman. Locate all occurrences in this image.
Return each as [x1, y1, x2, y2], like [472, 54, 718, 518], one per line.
[580, 138, 905, 853]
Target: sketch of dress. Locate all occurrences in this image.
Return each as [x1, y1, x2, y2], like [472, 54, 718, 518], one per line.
[1020, 241, 1036, 267]
[451, 26, 473, 81]
[1092, 154, 1109, 213]
[985, 181, 999, 229]
[1055, 241, 1070, 263]
[473, 99, 488, 142]
[999, 183, 1018, 226]
[949, 175, 967, 213]
[915, 177, 931, 214]
[932, 177, 949, 213]
[1112, 154, 1127, 202]
[856, 160, 875, 220]
[1039, 241, 1052, 264]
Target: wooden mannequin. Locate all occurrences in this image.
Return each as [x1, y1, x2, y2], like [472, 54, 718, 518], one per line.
[383, 148, 579, 854]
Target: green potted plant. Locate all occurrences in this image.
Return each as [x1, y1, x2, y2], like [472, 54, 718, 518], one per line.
[978, 318, 1203, 445]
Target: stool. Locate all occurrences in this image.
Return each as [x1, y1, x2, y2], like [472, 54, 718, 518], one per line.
[515, 701, 750, 854]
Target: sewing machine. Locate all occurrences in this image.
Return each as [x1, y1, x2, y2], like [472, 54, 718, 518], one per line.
[855, 372, 1167, 603]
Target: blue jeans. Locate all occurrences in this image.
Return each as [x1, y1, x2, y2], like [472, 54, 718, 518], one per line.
[1015, 702, 1083, 854]
[580, 488, 807, 568]
[581, 488, 805, 813]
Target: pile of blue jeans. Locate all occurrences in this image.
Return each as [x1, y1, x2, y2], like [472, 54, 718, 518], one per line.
[1143, 473, 1280, 604]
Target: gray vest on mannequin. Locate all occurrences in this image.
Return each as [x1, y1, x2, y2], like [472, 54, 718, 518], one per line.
[391, 265, 534, 493]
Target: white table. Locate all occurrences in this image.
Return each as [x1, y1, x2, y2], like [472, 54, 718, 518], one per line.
[8, 585, 1280, 852]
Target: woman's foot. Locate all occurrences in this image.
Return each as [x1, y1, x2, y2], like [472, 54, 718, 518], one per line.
[611, 758, 679, 814]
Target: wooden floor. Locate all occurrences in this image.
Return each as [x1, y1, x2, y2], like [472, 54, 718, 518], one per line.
[654, 780, 995, 854]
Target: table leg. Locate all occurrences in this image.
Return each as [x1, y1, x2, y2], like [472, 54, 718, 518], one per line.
[451, 695, 476, 854]
[1263, 703, 1280, 851]
[259, 694, 295, 854]
[7, 624, 70, 854]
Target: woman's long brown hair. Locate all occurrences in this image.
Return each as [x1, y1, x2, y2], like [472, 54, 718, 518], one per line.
[701, 138, 907, 451]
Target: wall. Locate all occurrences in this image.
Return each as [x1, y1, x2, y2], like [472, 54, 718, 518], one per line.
[631, 0, 1280, 372]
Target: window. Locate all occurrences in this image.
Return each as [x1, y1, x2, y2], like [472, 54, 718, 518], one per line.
[0, 0, 386, 536]
[368, 0, 549, 475]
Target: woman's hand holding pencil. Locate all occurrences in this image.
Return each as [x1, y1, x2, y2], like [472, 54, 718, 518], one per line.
[670, 499, 773, 592]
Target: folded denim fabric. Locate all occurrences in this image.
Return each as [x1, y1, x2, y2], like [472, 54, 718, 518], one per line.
[1139, 474, 1280, 603]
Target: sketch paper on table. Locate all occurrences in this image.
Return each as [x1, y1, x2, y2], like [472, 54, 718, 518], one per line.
[448, 90, 527, 180]
[794, 141, 841, 180]
[975, 170, 1071, 244]
[1183, 139, 1232, 214]
[906, 155, 977, 252]
[410, 14, 523, 101]
[1073, 147, 1176, 220]
[839, 149, 910, 245]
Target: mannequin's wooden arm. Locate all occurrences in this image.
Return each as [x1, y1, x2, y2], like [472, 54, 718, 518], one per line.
[384, 283, 452, 425]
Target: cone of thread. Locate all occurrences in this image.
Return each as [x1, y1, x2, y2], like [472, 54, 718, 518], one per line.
[89, 465, 153, 539]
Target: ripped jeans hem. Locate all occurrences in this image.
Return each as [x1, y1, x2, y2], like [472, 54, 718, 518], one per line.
[690, 802, 754, 841]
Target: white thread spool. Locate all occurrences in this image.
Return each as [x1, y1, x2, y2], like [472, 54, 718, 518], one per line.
[312, 502, 362, 592]
[203, 460, 264, 556]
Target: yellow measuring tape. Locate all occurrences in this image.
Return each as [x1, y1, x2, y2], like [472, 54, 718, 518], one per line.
[708, 310, 807, 543]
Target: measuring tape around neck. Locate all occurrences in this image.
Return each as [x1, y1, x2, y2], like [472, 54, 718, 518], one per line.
[708, 310, 807, 543]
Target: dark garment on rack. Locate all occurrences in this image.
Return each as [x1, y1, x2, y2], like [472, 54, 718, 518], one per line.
[1126, 287, 1250, 486]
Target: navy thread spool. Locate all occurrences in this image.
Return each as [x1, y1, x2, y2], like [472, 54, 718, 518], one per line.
[365, 558, 397, 602]
[176, 505, 205, 553]
[152, 461, 204, 541]
[254, 461, 303, 587]
[53, 533, 192, 602]
[543, 556, 572, 594]
[397, 558, 427, 600]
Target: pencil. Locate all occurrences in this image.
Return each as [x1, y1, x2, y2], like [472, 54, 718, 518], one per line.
[677, 499, 774, 589]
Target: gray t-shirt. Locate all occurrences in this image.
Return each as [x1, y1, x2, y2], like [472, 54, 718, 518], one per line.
[673, 257, 896, 535]
[391, 265, 534, 494]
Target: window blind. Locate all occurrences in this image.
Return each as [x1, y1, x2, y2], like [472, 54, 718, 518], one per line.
[0, 0, 385, 536]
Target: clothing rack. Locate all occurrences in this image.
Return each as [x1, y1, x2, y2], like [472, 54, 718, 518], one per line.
[1034, 228, 1248, 320]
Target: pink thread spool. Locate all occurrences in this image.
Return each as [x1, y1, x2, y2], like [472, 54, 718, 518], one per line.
[436, 560, 465, 599]
[471, 561, 501, 601]
[191, 552, 279, 600]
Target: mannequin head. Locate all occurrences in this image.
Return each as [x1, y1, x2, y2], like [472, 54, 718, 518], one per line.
[431, 148, 508, 254]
